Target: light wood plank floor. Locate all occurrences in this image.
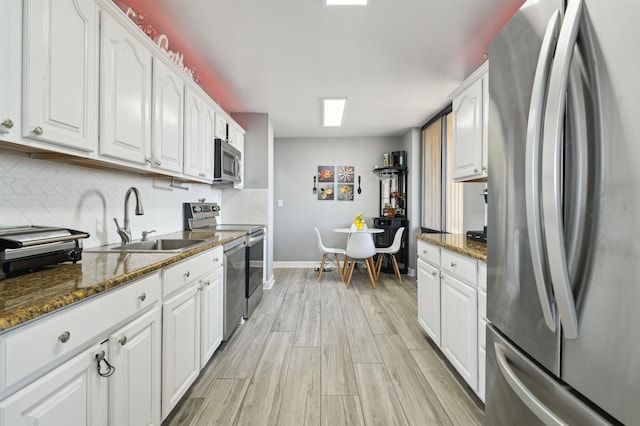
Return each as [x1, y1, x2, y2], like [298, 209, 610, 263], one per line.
[163, 267, 484, 426]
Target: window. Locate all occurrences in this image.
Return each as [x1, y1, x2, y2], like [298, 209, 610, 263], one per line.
[421, 107, 464, 233]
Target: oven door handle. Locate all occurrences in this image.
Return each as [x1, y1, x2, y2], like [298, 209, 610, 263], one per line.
[248, 234, 265, 246]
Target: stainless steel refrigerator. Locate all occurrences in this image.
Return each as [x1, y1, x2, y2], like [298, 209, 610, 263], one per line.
[486, 0, 640, 424]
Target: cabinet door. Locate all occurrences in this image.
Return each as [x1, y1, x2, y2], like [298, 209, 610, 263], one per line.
[452, 77, 484, 180]
[23, 0, 98, 152]
[200, 267, 224, 368]
[202, 103, 215, 180]
[0, 1, 21, 138]
[100, 12, 152, 165]
[481, 72, 489, 177]
[0, 343, 108, 426]
[152, 58, 184, 173]
[214, 111, 227, 140]
[183, 87, 203, 178]
[109, 307, 162, 426]
[441, 272, 478, 390]
[162, 284, 200, 420]
[417, 258, 441, 346]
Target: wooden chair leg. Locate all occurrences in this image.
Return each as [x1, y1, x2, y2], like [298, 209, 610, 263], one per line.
[391, 255, 402, 282]
[375, 255, 384, 281]
[318, 254, 327, 281]
[342, 256, 349, 281]
[365, 257, 377, 288]
[345, 260, 356, 288]
[335, 255, 343, 280]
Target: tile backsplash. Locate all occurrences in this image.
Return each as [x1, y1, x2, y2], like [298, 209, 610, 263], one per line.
[0, 148, 221, 248]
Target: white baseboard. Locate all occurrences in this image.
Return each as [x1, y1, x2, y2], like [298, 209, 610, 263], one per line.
[274, 261, 319, 268]
[263, 273, 275, 290]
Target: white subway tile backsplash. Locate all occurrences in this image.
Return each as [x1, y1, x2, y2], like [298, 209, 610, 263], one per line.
[0, 148, 221, 248]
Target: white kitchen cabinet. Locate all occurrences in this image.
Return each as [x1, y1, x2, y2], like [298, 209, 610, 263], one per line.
[214, 111, 228, 140]
[151, 58, 184, 174]
[477, 261, 488, 402]
[22, 0, 99, 152]
[451, 62, 488, 181]
[199, 267, 224, 368]
[0, 2, 21, 139]
[183, 88, 215, 181]
[109, 306, 162, 426]
[162, 283, 200, 420]
[441, 271, 478, 391]
[417, 257, 441, 346]
[99, 10, 152, 165]
[0, 342, 108, 426]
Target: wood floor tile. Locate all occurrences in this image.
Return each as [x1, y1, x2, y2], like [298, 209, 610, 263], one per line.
[321, 396, 365, 426]
[234, 332, 294, 425]
[272, 292, 302, 332]
[277, 347, 321, 425]
[354, 363, 409, 426]
[294, 300, 321, 347]
[164, 398, 204, 426]
[375, 334, 452, 425]
[358, 294, 397, 335]
[321, 321, 358, 396]
[190, 379, 249, 425]
[340, 292, 383, 363]
[378, 298, 430, 350]
[410, 349, 484, 425]
[321, 286, 343, 320]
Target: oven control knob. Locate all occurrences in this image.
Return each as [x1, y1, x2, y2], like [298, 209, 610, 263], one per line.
[68, 248, 82, 261]
[193, 206, 202, 213]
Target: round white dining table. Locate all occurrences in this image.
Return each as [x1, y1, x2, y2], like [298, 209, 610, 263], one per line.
[333, 227, 384, 234]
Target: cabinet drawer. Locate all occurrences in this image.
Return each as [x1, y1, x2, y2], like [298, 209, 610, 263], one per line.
[0, 272, 160, 395]
[478, 261, 487, 292]
[162, 246, 223, 297]
[441, 249, 477, 285]
[417, 240, 440, 265]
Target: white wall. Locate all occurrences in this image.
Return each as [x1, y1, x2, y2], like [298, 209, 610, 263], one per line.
[0, 147, 222, 248]
[273, 136, 403, 263]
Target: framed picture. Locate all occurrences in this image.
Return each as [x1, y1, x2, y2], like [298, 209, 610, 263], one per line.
[337, 184, 354, 201]
[318, 166, 334, 182]
[337, 166, 354, 183]
[318, 184, 334, 200]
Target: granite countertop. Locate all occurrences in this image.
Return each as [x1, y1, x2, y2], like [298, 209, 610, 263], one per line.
[416, 233, 487, 262]
[0, 230, 247, 334]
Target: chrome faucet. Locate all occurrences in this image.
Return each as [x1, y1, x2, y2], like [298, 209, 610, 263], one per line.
[114, 187, 144, 244]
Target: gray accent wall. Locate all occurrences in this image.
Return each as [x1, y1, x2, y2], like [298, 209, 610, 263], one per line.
[274, 136, 403, 262]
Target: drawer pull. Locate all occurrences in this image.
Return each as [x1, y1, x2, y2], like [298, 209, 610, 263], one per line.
[118, 336, 128, 346]
[184, 271, 191, 278]
[138, 293, 147, 302]
[33, 126, 43, 135]
[58, 331, 71, 343]
[450, 261, 457, 268]
[432, 271, 438, 277]
[1, 119, 14, 129]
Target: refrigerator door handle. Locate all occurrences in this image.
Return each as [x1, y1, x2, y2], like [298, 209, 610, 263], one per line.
[494, 342, 566, 426]
[525, 10, 561, 332]
[541, 0, 584, 340]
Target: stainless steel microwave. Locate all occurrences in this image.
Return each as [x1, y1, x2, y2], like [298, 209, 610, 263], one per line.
[214, 139, 241, 184]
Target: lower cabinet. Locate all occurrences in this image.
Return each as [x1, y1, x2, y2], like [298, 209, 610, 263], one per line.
[417, 257, 441, 345]
[109, 306, 162, 426]
[200, 267, 224, 368]
[441, 272, 478, 391]
[0, 342, 109, 426]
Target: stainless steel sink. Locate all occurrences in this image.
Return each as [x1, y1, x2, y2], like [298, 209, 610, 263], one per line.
[86, 239, 206, 253]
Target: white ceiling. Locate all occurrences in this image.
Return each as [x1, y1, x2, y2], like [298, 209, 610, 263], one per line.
[145, 0, 524, 138]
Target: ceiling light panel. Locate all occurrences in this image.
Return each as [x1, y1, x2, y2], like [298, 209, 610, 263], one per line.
[323, 98, 347, 127]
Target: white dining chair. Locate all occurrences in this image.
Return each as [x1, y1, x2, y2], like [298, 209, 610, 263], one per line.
[344, 231, 377, 288]
[374, 227, 405, 282]
[314, 226, 346, 281]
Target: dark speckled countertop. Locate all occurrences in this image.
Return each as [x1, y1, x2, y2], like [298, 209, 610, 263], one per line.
[0, 230, 247, 333]
[416, 233, 487, 262]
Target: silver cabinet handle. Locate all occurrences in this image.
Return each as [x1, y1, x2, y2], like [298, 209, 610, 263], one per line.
[431, 271, 438, 277]
[450, 261, 456, 268]
[145, 157, 152, 164]
[118, 336, 127, 346]
[154, 160, 161, 167]
[474, 168, 479, 173]
[1, 119, 13, 129]
[33, 126, 43, 135]
[184, 271, 190, 278]
[138, 293, 146, 302]
[58, 331, 71, 343]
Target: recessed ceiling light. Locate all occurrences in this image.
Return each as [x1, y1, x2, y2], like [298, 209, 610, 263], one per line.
[322, 98, 347, 127]
[325, 0, 368, 5]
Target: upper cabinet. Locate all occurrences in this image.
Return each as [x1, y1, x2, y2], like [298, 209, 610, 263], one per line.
[183, 88, 214, 181]
[151, 58, 184, 174]
[22, 0, 99, 152]
[99, 11, 152, 165]
[0, 3, 21, 139]
[451, 62, 488, 182]
[232, 127, 245, 189]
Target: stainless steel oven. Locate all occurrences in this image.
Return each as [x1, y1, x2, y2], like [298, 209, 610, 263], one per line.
[245, 227, 265, 319]
[222, 237, 246, 341]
